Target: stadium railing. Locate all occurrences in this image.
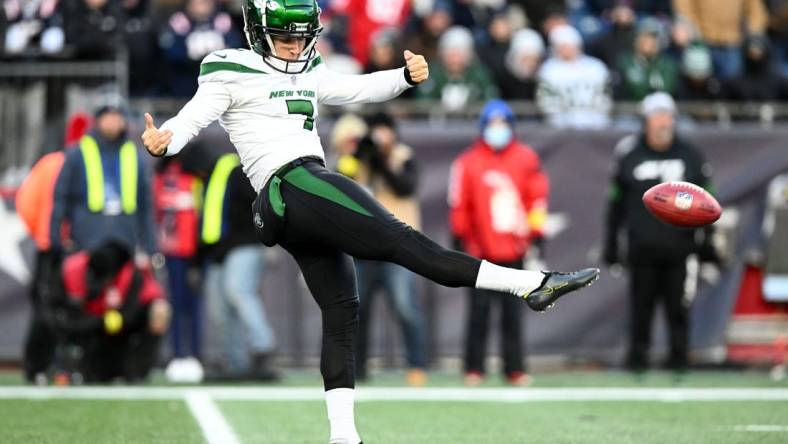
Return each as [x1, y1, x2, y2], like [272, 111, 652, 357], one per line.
[0, 58, 127, 185]
[134, 96, 788, 124]
[1, 57, 787, 184]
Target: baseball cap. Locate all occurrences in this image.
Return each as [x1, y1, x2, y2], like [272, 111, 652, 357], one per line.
[641, 92, 676, 116]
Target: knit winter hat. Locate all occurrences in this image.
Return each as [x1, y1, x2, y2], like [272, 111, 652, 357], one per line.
[508, 28, 544, 58]
[438, 26, 474, 56]
[549, 24, 582, 48]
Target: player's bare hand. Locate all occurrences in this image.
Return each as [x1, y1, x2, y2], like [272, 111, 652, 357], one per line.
[404, 50, 429, 83]
[142, 113, 172, 157]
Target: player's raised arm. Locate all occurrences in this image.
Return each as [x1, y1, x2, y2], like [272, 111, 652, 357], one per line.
[316, 50, 429, 106]
[142, 80, 232, 157]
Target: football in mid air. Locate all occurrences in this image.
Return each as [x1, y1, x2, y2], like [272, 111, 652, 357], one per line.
[642, 181, 722, 228]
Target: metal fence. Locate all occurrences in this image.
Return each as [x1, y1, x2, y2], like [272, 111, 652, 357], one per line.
[0, 58, 127, 187]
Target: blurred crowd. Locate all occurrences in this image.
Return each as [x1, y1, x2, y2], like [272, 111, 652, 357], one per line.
[17, 90, 748, 386]
[2, 0, 787, 114]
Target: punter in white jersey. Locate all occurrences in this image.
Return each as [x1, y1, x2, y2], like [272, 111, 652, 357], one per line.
[151, 44, 418, 191]
[142, 1, 599, 442]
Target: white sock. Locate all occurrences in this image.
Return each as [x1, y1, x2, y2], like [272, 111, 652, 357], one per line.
[474, 260, 546, 297]
[326, 388, 361, 444]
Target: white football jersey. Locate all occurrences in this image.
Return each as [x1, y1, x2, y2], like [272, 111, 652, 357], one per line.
[536, 55, 612, 129]
[161, 49, 412, 191]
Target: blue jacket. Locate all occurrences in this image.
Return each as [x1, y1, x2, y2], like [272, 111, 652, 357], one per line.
[50, 131, 156, 254]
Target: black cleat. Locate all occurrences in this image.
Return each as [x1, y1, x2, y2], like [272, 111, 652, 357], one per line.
[523, 268, 600, 312]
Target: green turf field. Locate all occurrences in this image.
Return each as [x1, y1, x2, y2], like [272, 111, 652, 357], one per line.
[0, 399, 203, 444]
[222, 400, 788, 444]
[1, 370, 787, 443]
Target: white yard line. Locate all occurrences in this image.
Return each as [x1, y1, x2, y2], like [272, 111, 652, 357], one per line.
[733, 425, 788, 432]
[1, 387, 788, 402]
[184, 391, 242, 444]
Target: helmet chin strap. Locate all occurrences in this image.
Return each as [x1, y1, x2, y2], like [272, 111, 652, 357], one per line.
[263, 50, 312, 74]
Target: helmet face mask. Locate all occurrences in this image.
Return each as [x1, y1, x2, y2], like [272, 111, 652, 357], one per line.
[243, 0, 322, 74]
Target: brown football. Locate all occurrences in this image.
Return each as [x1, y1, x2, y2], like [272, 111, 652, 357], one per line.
[642, 181, 722, 228]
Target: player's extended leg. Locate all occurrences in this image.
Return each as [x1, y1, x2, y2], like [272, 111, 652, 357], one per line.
[280, 240, 362, 444]
[353, 259, 379, 381]
[269, 159, 598, 311]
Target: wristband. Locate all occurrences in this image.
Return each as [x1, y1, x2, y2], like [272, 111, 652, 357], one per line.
[149, 147, 167, 158]
[404, 67, 417, 86]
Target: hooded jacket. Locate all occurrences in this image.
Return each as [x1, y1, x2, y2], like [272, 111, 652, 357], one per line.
[449, 138, 549, 263]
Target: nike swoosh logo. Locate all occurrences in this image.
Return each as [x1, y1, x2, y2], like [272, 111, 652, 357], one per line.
[215, 53, 227, 59]
[538, 282, 568, 297]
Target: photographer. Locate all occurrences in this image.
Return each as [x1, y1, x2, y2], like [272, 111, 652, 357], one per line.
[52, 241, 170, 382]
[332, 112, 427, 386]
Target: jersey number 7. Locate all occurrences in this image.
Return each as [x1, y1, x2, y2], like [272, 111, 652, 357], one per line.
[286, 100, 315, 131]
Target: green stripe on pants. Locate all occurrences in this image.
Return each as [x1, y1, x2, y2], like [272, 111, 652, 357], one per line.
[283, 166, 373, 217]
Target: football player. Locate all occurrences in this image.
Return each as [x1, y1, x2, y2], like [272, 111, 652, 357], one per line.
[141, 0, 599, 442]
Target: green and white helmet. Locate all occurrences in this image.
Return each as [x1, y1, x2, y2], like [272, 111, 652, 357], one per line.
[243, 0, 323, 74]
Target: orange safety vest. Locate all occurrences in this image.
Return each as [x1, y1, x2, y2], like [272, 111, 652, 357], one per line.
[16, 152, 66, 251]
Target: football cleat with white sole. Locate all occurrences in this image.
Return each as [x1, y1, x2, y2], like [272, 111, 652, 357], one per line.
[523, 268, 600, 312]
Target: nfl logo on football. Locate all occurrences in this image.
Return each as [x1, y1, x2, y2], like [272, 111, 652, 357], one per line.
[674, 191, 694, 210]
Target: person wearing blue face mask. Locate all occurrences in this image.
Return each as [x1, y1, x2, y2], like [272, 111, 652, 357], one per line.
[482, 118, 514, 149]
[448, 99, 550, 386]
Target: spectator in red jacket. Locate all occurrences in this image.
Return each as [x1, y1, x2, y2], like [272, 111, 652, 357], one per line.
[333, 0, 411, 68]
[153, 152, 203, 368]
[55, 241, 170, 382]
[449, 99, 549, 386]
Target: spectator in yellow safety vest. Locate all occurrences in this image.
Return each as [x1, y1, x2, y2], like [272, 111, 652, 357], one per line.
[50, 105, 157, 261]
[198, 151, 279, 381]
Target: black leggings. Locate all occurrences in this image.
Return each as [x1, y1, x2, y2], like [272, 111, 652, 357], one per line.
[268, 159, 480, 390]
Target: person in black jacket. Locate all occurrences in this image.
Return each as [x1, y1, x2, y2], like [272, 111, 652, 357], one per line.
[588, 2, 637, 67]
[603, 92, 718, 373]
[500, 28, 544, 101]
[122, 0, 161, 96]
[477, 9, 514, 98]
[62, 0, 125, 60]
[724, 35, 788, 102]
